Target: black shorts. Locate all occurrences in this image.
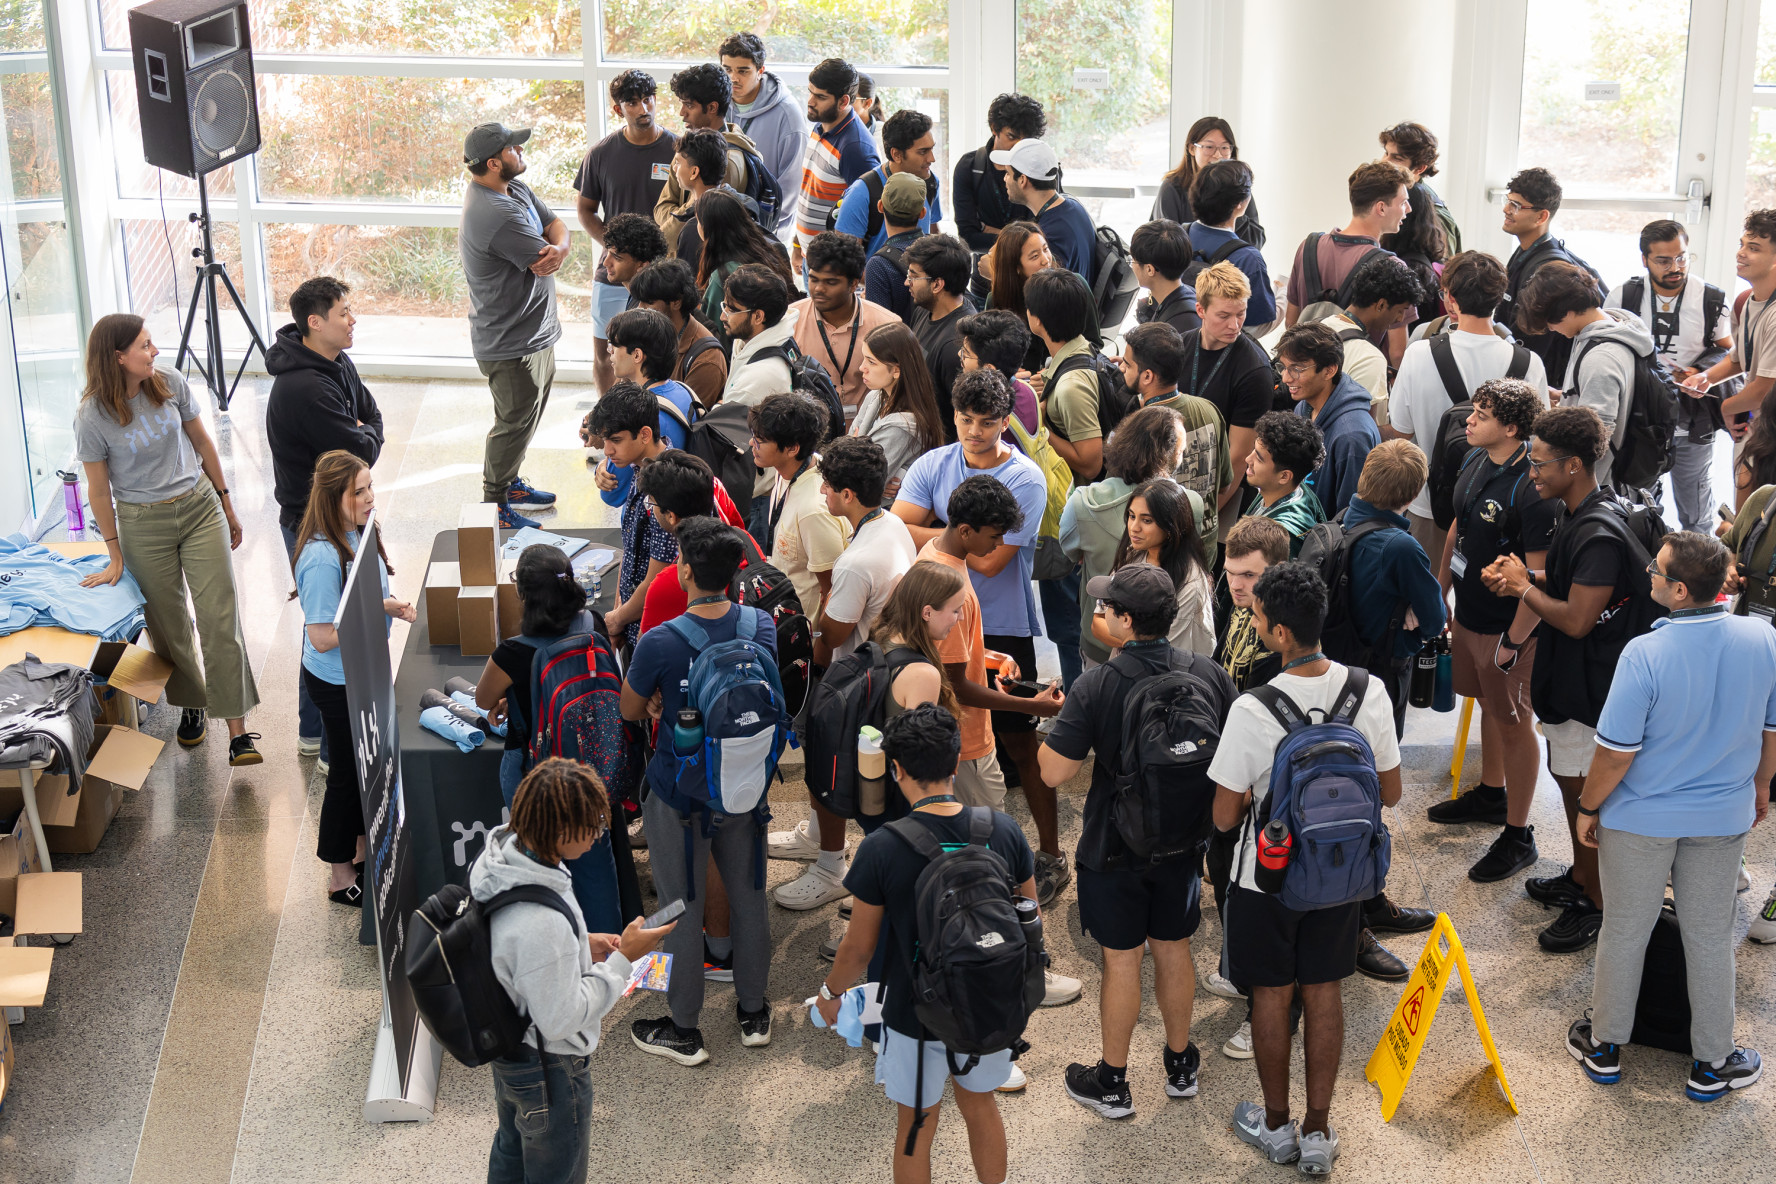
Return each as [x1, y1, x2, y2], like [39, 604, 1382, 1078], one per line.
[1078, 860, 1203, 950]
[981, 632, 1039, 734]
[1224, 885, 1361, 988]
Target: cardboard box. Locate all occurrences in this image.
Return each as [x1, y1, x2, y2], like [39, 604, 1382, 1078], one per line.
[424, 562, 462, 647]
[458, 503, 499, 587]
[0, 810, 43, 920]
[0, 724, 162, 856]
[458, 586, 498, 656]
[13, 873, 81, 937]
[496, 558, 522, 642]
[1, 1014, 13, 1106]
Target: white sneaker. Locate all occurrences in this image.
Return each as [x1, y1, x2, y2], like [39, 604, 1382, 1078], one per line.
[773, 863, 848, 910]
[1750, 880, 1776, 944]
[297, 735, 321, 757]
[1222, 1021, 1254, 1060]
[766, 819, 827, 861]
[1042, 968, 1083, 1006]
[997, 1063, 1027, 1092]
[1739, 860, 1752, 894]
[316, 758, 329, 777]
[1204, 971, 1245, 999]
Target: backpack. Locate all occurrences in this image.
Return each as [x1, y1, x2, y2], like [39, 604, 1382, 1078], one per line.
[679, 334, 726, 388]
[1046, 349, 1135, 455]
[825, 167, 939, 242]
[751, 339, 848, 440]
[1568, 335, 1682, 490]
[1599, 485, 1670, 557]
[406, 880, 579, 1067]
[1004, 411, 1076, 579]
[662, 607, 791, 817]
[872, 236, 912, 287]
[1618, 275, 1731, 437]
[1091, 225, 1142, 329]
[1425, 333, 1532, 529]
[1181, 237, 1244, 290]
[733, 500, 815, 719]
[1629, 904, 1692, 1055]
[1505, 238, 1607, 385]
[731, 140, 784, 232]
[525, 615, 641, 804]
[1107, 650, 1226, 864]
[1247, 667, 1392, 911]
[656, 395, 756, 512]
[1296, 231, 1391, 323]
[801, 642, 924, 819]
[1297, 512, 1404, 676]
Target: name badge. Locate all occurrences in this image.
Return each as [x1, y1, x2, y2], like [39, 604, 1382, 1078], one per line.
[651, 162, 671, 181]
[1449, 552, 1468, 580]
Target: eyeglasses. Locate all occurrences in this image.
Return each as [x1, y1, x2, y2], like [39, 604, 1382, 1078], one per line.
[1646, 560, 1671, 581]
[1502, 198, 1542, 216]
[1281, 362, 1314, 378]
[1526, 454, 1574, 472]
[720, 301, 746, 315]
[1647, 252, 1694, 268]
[1193, 141, 1234, 158]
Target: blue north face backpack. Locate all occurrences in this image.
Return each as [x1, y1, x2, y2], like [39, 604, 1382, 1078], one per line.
[1247, 667, 1391, 911]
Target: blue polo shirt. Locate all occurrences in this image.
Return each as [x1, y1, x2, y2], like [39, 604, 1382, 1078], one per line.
[1595, 608, 1776, 837]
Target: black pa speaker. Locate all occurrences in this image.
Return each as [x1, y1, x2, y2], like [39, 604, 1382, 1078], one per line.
[128, 0, 260, 178]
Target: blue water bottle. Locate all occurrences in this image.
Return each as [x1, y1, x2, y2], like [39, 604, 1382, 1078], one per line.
[1433, 633, 1455, 712]
[672, 680, 703, 755]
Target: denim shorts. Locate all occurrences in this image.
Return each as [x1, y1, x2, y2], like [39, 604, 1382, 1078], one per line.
[874, 1024, 1013, 1108]
[591, 280, 631, 337]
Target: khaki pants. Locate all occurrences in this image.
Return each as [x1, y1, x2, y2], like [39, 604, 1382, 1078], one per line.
[479, 346, 556, 501]
[116, 478, 258, 719]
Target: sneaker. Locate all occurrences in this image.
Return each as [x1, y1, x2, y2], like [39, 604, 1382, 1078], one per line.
[496, 502, 540, 530]
[997, 1063, 1027, 1093]
[1426, 784, 1507, 825]
[1749, 881, 1776, 944]
[1739, 860, 1752, 894]
[1163, 1042, 1201, 1098]
[628, 818, 648, 850]
[1042, 968, 1082, 1006]
[297, 734, 322, 757]
[1204, 970, 1245, 999]
[1232, 1100, 1300, 1164]
[819, 935, 840, 961]
[506, 476, 557, 506]
[1686, 1047, 1763, 1101]
[766, 819, 825, 861]
[1566, 1012, 1621, 1084]
[1064, 1061, 1134, 1119]
[1526, 866, 1584, 910]
[631, 1015, 709, 1066]
[316, 757, 330, 777]
[838, 896, 853, 918]
[773, 863, 848, 910]
[1034, 852, 1071, 907]
[228, 732, 264, 767]
[737, 1003, 771, 1047]
[1296, 1125, 1340, 1176]
[1223, 1021, 1254, 1060]
[1362, 894, 1436, 934]
[1468, 827, 1539, 883]
[703, 943, 734, 982]
[1355, 928, 1409, 982]
[177, 708, 207, 747]
[1538, 898, 1603, 954]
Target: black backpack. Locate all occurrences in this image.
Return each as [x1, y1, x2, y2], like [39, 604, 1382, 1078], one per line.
[1600, 485, 1670, 557]
[728, 528, 815, 721]
[825, 167, 939, 242]
[1047, 349, 1135, 449]
[1298, 511, 1405, 676]
[801, 642, 924, 818]
[732, 141, 785, 232]
[1107, 651, 1226, 864]
[406, 881, 579, 1067]
[657, 395, 755, 510]
[1618, 275, 1731, 437]
[1629, 904, 1691, 1055]
[872, 236, 912, 286]
[1568, 335, 1683, 491]
[1425, 333, 1532, 529]
[1091, 225, 1142, 329]
[1181, 237, 1244, 290]
[750, 339, 848, 440]
[1297, 231, 1391, 310]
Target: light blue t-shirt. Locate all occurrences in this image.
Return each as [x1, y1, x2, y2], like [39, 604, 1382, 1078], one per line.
[598, 380, 696, 509]
[1595, 609, 1776, 838]
[294, 529, 391, 684]
[897, 442, 1046, 637]
[833, 165, 944, 255]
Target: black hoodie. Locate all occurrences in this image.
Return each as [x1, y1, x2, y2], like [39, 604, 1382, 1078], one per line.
[264, 323, 384, 531]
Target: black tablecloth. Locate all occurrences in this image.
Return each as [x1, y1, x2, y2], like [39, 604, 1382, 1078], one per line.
[397, 527, 621, 902]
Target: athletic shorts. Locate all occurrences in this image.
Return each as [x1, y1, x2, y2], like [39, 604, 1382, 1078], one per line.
[875, 1024, 1012, 1108]
[1542, 719, 1597, 778]
[953, 750, 1007, 809]
[591, 280, 631, 338]
[1450, 622, 1536, 726]
[1077, 860, 1203, 950]
[982, 632, 1039, 734]
[1223, 885, 1361, 988]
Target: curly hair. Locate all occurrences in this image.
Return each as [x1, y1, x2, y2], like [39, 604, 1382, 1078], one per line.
[1380, 121, 1439, 177]
[603, 212, 667, 266]
[1253, 410, 1323, 486]
[1471, 378, 1543, 442]
[609, 69, 656, 106]
[510, 757, 610, 865]
[986, 93, 1046, 140]
[1531, 405, 1608, 469]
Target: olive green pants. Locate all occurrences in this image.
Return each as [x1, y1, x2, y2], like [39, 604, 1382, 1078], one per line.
[479, 346, 556, 502]
[116, 478, 259, 720]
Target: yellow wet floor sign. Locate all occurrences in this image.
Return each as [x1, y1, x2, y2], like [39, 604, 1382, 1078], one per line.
[1364, 912, 1518, 1121]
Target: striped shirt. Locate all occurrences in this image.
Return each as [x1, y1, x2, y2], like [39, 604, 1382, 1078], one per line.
[793, 109, 879, 246]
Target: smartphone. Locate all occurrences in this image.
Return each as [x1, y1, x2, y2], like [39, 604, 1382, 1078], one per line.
[1719, 503, 1736, 524]
[998, 677, 1044, 698]
[643, 899, 686, 929]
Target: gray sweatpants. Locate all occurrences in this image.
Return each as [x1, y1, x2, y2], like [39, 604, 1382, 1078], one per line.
[1665, 432, 1715, 535]
[1592, 826, 1747, 1062]
[642, 791, 770, 1028]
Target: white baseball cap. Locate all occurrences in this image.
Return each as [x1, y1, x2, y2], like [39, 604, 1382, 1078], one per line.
[988, 138, 1060, 182]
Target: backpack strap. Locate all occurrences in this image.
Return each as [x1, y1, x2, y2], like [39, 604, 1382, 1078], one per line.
[1621, 276, 1646, 318]
[1246, 684, 1308, 733]
[1505, 345, 1531, 380]
[1207, 238, 1243, 266]
[664, 613, 712, 652]
[1704, 283, 1728, 341]
[737, 605, 759, 642]
[1739, 489, 1776, 572]
[1300, 231, 1326, 302]
[886, 814, 947, 862]
[966, 805, 993, 848]
[1427, 332, 1467, 404]
[1327, 666, 1370, 725]
[1335, 247, 1387, 307]
[483, 884, 582, 937]
[656, 393, 694, 434]
[862, 168, 887, 244]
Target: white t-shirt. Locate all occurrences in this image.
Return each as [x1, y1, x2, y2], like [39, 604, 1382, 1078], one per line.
[823, 511, 918, 659]
[768, 464, 850, 616]
[1388, 330, 1550, 519]
[1205, 662, 1402, 893]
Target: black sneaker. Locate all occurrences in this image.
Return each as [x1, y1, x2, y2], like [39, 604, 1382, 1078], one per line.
[1355, 928, 1409, 982]
[1034, 852, 1071, 907]
[1526, 867, 1584, 910]
[1064, 1061, 1134, 1119]
[177, 708, 207, 747]
[1567, 1012, 1621, 1084]
[631, 1015, 709, 1066]
[1427, 784, 1507, 825]
[737, 1003, 771, 1047]
[1469, 827, 1538, 883]
[1163, 1042, 1201, 1099]
[228, 732, 263, 767]
[703, 943, 734, 982]
[1538, 898, 1603, 953]
[1363, 895, 1436, 934]
[1686, 1047, 1763, 1102]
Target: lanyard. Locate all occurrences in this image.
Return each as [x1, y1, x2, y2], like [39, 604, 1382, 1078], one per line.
[1647, 272, 1684, 356]
[914, 795, 960, 809]
[687, 594, 728, 609]
[1282, 651, 1326, 672]
[1456, 445, 1528, 542]
[855, 506, 885, 533]
[769, 460, 813, 534]
[815, 298, 862, 388]
[1669, 603, 1726, 621]
[1191, 340, 1232, 396]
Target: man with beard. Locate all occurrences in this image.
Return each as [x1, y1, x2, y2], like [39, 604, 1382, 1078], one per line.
[790, 57, 879, 273]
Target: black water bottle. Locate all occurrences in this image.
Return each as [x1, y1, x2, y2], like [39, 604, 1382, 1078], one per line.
[1410, 639, 1437, 708]
[1014, 896, 1045, 960]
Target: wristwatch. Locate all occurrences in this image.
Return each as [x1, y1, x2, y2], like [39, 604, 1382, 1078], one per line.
[818, 981, 838, 1002]
[1500, 636, 1524, 651]
[1577, 803, 1600, 817]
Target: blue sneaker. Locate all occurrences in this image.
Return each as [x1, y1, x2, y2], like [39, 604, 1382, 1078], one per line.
[507, 476, 556, 505]
[497, 503, 540, 530]
[1687, 1047, 1762, 1102]
[1567, 1013, 1621, 1084]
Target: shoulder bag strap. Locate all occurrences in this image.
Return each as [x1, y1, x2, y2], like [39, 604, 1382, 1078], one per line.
[1427, 332, 1466, 404]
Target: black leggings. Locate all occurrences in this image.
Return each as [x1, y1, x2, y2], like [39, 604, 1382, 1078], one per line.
[303, 668, 365, 865]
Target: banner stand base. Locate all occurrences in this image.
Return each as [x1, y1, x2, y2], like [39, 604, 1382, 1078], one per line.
[364, 1013, 441, 1123]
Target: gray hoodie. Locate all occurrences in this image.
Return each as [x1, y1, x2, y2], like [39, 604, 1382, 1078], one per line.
[469, 825, 631, 1056]
[732, 73, 806, 231]
[1564, 307, 1656, 489]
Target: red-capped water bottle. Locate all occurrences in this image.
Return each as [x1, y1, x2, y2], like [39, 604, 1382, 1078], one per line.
[1254, 817, 1293, 894]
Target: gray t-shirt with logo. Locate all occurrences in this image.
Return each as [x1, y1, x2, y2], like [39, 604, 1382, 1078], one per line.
[73, 366, 203, 503]
[459, 177, 562, 362]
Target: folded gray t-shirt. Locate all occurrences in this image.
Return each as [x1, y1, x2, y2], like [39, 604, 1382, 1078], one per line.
[459, 177, 562, 362]
[74, 366, 203, 503]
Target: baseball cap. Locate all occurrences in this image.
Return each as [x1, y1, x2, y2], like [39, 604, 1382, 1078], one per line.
[1085, 564, 1176, 617]
[988, 138, 1060, 182]
[464, 123, 531, 166]
[880, 172, 928, 223]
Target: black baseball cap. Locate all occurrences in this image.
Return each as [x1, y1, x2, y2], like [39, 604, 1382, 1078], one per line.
[464, 123, 530, 166]
[1085, 564, 1175, 616]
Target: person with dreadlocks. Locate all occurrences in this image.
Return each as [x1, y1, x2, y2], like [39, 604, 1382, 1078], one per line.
[471, 756, 677, 1183]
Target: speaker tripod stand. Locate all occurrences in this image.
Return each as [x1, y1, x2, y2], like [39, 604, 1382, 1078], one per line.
[173, 169, 266, 412]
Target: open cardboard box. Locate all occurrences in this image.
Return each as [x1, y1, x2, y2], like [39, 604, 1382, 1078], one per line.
[0, 871, 83, 1108]
[0, 723, 163, 855]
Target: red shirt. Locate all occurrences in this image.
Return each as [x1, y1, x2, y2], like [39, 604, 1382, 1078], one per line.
[636, 480, 755, 637]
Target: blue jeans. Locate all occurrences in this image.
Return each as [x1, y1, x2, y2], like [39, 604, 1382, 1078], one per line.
[500, 749, 623, 934]
[1040, 565, 1083, 690]
[280, 523, 326, 758]
[488, 1050, 593, 1184]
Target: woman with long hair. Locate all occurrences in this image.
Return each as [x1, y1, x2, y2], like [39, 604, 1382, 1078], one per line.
[291, 451, 415, 902]
[1380, 183, 1450, 331]
[1155, 116, 1266, 247]
[867, 561, 968, 825]
[853, 323, 948, 486]
[1093, 478, 1214, 657]
[697, 188, 795, 324]
[74, 312, 262, 763]
[981, 222, 1055, 372]
[1736, 389, 1776, 510]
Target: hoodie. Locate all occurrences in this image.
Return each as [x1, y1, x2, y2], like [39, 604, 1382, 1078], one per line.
[1059, 477, 1208, 664]
[1563, 307, 1656, 490]
[732, 74, 807, 231]
[1299, 371, 1378, 517]
[264, 324, 385, 531]
[1246, 483, 1325, 556]
[469, 826, 632, 1056]
[1344, 497, 1447, 660]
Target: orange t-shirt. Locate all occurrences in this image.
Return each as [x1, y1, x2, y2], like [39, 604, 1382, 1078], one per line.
[917, 541, 993, 762]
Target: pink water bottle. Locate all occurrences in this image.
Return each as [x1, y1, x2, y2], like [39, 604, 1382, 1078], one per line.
[59, 470, 85, 538]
